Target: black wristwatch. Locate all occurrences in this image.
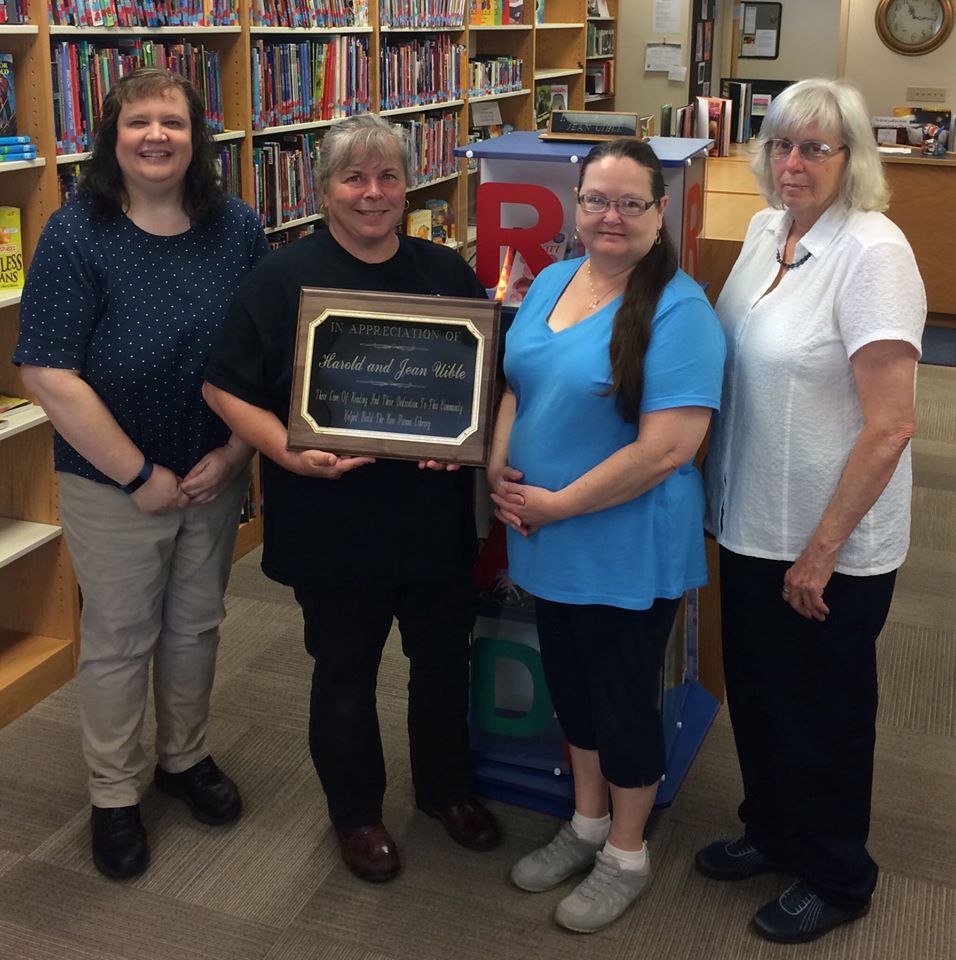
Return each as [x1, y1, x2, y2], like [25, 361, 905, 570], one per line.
[121, 459, 154, 495]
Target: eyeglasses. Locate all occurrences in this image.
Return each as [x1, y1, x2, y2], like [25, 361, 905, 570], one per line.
[764, 139, 849, 163]
[577, 194, 659, 217]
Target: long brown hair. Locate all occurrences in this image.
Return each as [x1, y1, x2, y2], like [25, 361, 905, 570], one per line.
[579, 139, 678, 422]
[80, 68, 223, 223]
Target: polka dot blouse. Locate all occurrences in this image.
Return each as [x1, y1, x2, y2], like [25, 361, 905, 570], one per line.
[14, 194, 269, 484]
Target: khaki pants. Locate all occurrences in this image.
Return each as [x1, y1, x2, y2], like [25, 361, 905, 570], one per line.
[58, 470, 248, 808]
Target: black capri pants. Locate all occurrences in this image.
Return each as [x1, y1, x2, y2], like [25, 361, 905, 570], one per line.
[533, 596, 680, 788]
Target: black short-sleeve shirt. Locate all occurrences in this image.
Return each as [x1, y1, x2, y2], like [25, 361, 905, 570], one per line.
[205, 228, 489, 588]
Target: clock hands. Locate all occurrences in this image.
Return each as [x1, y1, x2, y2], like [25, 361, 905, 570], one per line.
[907, 3, 938, 20]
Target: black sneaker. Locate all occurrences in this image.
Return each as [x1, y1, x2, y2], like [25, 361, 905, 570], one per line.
[90, 804, 149, 880]
[695, 835, 781, 881]
[753, 879, 870, 943]
[155, 756, 242, 825]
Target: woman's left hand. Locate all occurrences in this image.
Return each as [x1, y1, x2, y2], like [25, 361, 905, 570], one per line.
[180, 444, 250, 505]
[491, 479, 566, 537]
[782, 545, 838, 621]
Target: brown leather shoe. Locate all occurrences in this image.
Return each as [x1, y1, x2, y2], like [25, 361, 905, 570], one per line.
[335, 822, 401, 883]
[418, 797, 502, 851]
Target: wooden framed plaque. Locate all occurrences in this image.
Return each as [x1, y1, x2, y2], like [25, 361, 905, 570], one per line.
[288, 288, 501, 466]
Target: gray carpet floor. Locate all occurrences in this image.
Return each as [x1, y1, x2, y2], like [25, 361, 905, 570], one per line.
[0, 365, 953, 960]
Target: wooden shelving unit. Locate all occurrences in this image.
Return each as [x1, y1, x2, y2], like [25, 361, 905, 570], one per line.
[1, 5, 79, 730]
[0, 0, 617, 727]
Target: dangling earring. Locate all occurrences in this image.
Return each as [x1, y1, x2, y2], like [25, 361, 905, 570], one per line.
[654, 231, 662, 246]
[404, 199, 410, 210]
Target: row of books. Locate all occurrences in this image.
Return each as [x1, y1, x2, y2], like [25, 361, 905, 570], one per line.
[380, 34, 465, 111]
[266, 221, 315, 251]
[251, 0, 368, 28]
[404, 198, 454, 244]
[719, 80, 755, 145]
[251, 36, 370, 129]
[0, 134, 36, 161]
[467, 55, 522, 98]
[396, 109, 458, 186]
[216, 140, 240, 194]
[673, 95, 735, 155]
[0, 0, 25, 24]
[586, 23, 613, 57]
[469, 0, 522, 24]
[49, 0, 238, 27]
[253, 132, 320, 227]
[1, 53, 37, 160]
[59, 143, 239, 202]
[585, 60, 612, 98]
[379, 0, 466, 29]
[52, 39, 224, 154]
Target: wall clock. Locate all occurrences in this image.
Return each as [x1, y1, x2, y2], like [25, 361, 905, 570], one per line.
[875, 0, 954, 55]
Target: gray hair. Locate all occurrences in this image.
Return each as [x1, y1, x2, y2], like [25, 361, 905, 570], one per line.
[750, 78, 889, 213]
[316, 114, 413, 202]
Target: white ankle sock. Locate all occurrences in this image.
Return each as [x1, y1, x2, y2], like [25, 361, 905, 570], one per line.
[604, 839, 648, 871]
[570, 811, 610, 844]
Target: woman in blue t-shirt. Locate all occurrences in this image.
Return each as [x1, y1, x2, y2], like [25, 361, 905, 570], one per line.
[489, 139, 726, 933]
[14, 68, 268, 881]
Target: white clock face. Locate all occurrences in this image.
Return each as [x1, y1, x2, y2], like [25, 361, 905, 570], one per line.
[887, 0, 944, 43]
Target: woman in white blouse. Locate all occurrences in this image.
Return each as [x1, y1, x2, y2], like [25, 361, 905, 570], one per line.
[697, 79, 925, 944]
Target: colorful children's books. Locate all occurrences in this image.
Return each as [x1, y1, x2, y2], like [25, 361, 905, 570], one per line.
[0, 53, 16, 138]
[405, 207, 433, 240]
[0, 206, 23, 291]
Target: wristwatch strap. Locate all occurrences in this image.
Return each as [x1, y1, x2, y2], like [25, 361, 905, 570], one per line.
[121, 459, 154, 495]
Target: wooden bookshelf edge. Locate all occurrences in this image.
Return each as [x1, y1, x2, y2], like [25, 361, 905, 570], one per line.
[0, 630, 75, 728]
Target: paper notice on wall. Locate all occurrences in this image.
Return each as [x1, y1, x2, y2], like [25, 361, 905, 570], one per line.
[645, 43, 683, 72]
[668, 65, 688, 82]
[752, 29, 777, 56]
[743, 5, 757, 32]
[652, 0, 681, 35]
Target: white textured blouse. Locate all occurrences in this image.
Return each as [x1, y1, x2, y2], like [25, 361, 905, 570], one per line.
[703, 203, 926, 576]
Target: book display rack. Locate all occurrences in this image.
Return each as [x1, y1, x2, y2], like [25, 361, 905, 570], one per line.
[0, 0, 616, 726]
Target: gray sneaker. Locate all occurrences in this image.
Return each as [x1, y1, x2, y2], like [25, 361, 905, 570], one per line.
[510, 822, 602, 892]
[554, 849, 652, 933]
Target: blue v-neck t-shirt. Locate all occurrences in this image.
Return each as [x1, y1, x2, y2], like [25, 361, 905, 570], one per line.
[503, 256, 726, 610]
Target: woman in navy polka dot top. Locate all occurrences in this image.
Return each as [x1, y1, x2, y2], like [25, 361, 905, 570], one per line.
[14, 68, 268, 881]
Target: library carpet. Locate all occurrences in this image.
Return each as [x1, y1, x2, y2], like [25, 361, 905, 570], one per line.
[0, 366, 953, 960]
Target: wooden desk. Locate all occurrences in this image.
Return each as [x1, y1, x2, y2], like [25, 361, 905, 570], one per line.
[700, 145, 956, 318]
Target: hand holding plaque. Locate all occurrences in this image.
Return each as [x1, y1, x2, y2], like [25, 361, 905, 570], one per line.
[288, 289, 501, 466]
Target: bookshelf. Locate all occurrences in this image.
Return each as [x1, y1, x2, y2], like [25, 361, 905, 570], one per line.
[0, 0, 617, 726]
[1, 6, 80, 729]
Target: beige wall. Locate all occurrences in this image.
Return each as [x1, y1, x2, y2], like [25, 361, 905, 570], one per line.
[614, 1, 696, 123]
[617, 0, 956, 125]
[842, 0, 956, 113]
[731, 0, 840, 82]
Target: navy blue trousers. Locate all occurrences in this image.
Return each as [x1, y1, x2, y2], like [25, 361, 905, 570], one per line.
[719, 547, 896, 911]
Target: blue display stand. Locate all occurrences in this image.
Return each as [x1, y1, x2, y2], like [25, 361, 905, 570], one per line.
[454, 132, 712, 287]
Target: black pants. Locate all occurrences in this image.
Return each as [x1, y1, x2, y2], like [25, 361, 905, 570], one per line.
[719, 547, 896, 911]
[294, 578, 474, 830]
[534, 596, 680, 788]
